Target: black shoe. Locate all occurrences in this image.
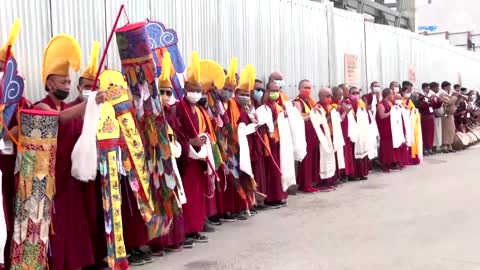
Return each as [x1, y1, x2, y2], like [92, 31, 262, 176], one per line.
[220, 213, 237, 222]
[183, 239, 195, 249]
[249, 208, 258, 216]
[264, 202, 281, 209]
[236, 211, 248, 220]
[187, 233, 208, 243]
[255, 204, 270, 211]
[359, 176, 368, 180]
[207, 216, 222, 226]
[202, 220, 216, 233]
[279, 201, 288, 207]
[128, 252, 145, 266]
[137, 249, 153, 264]
[348, 176, 361, 181]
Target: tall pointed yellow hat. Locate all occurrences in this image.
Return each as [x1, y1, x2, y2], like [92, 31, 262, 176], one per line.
[42, 34, 81, 84]
[186, 51, 201, 84]
[80, 41, 100, 80]
[0, 18, 21, 62]
[200, 60, 225, 90]
[225, 57, 238, 86]
[158, 51, 173, 89]
[236, 64, 256, 92]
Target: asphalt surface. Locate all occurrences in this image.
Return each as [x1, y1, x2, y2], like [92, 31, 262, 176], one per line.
[141, 145, 480, 270]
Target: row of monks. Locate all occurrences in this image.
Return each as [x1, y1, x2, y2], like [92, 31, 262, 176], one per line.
[1, 20, 480, 270]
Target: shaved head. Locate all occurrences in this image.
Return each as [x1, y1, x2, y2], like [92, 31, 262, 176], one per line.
[382, 88, 392, 99]
[268, 71, 284, 82]
[332, 86, 343, 101]
[318, 87, 332, 106]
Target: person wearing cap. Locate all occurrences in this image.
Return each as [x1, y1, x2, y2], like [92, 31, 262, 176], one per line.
[293, 79, 320, 193]
[173, 52, 210, 244]
[35, 34, 105, 270]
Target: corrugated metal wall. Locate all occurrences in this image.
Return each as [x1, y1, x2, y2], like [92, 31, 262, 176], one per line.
[2, 0, 480, 102]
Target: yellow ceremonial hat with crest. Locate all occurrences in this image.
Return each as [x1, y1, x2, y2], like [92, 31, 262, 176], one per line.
[199, 60, 225, 90]
[158, 51, 173, 89]
[80, 41, 100, 80]
[42, 34, 81, 84]
[99, 69, 128, 90]
[186, 51, 201, 84]
[224, 57, 238, 87]
[0, 18, 21, 62]
[236, 64, 256, 92]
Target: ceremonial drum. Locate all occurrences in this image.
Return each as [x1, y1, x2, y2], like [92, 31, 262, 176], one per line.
[10, 109, 59, 270]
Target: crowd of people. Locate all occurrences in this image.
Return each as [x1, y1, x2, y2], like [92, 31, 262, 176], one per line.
[1, 20, 480, 270]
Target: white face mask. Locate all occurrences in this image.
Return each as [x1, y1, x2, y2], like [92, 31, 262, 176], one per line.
[393, 87, 400, 93]
[403, 93, 411, 99]
[373, 86, 381, 93]
[186, 92, 202, 104]
[395, 99, 403, 105]
[81, 90, 92, 100]
[274, 79, 285, 89]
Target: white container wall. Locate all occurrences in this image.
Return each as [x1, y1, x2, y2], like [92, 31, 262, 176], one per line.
[2, 0, 480, 102]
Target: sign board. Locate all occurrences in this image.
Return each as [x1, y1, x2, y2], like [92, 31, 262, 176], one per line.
[344, 54, 359, 86]
[408, 64, 416, 84]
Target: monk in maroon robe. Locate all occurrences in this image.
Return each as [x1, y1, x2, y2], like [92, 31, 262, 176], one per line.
[35, 74, 106, 270]
[332, 86, 355, 182]
[174, 81, 211, 243]
[362, 81, 381, 111]
[345, 87, 369, 180]
[263, 81, 288, 207]
[293, 80, 319, 193]
[418, 83, 442, 155]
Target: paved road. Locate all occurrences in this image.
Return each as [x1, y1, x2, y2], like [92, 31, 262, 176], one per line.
[142, 145, 480, 270]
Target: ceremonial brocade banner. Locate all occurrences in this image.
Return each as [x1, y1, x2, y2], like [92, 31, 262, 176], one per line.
[344, 54, 359, 86]
[10, 109, 58, 270]
[97, 103, 128, 270]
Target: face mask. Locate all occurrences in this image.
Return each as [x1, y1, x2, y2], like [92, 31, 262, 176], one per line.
[237, 96, 250, 106]
[253, 89, 264, 103]
[325, 97, 332, 105]
[81, 90, 92, 100]
[274, 80, 285, 89]
[53, 89, 69, 100]
[395, 99, 403, 105]
[373, 86, 381, 93]
[403, 93, 411, 99]
[300, 89, 311, 97]
[269, 92, 280, 101]
[350, 94, 359, 102]
[220, 90, 233, 101]
[186, 92, 202, 104]
[197, 96, 208, 107]
[393, 87, 400, 93]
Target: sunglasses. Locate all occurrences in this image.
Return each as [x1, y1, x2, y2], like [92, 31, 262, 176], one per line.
[255, 88, 265, 92]
[159, 89, 173, 96]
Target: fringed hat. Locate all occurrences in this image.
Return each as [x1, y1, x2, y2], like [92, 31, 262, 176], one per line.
[42, 34, 81, 84]
[115, 21, 156, 96]
[236, 64, 256, 92]
[224, 57, 238, 87]
[0, 18, 21, 62]
[186, 51, 200, 84]
[80, 41, 100, 80]
[158, 51, 173, 89]
[199, 60, 225, 90]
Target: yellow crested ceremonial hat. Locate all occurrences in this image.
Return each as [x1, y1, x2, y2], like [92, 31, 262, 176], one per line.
[225, 57, 238, 86]
[80, 41, 100, 80]
[236, 64, 256, 92]
[158, 51, 173, 89]
[186, 51, 201, 84]
[42, 34, 81, 84]
[0, 18, 21, 62]
[199, 60, 225, 90]
[99, 69, 128, 90]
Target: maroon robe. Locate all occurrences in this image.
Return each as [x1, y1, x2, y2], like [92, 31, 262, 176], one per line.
[174, 99, 210, 234]
[376, 100, 404, 170]
[418, 95, 442, 149]
[251, 100, 267, 199]
[334, 100, 355, 177]
[264, 100, 288, 203]
[37, 95, 94, 270]
[347, 98, 369, 178]
[67, 97, 106, 263]
[294, 96, 319, 191]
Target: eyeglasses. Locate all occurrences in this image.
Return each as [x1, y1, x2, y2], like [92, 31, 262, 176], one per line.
[159, 89, 173, 96]
[255, 88, 265, 92]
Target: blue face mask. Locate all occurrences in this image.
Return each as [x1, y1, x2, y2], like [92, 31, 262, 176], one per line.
[253, 89, 264, 103]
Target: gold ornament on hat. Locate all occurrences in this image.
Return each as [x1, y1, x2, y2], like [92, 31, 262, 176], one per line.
[42, 34, 81, 84]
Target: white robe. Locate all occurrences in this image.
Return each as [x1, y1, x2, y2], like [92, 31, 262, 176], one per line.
[285, 101, 307, 161]
[277, 111, 296, 191]
[310, 109, 336, 179]
[354, 108, 372, 159]
[390, 105, 406, 148]
[330, 108, 345, 170]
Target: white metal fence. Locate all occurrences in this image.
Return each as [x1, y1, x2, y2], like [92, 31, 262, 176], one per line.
[2, 0, 480, 101]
